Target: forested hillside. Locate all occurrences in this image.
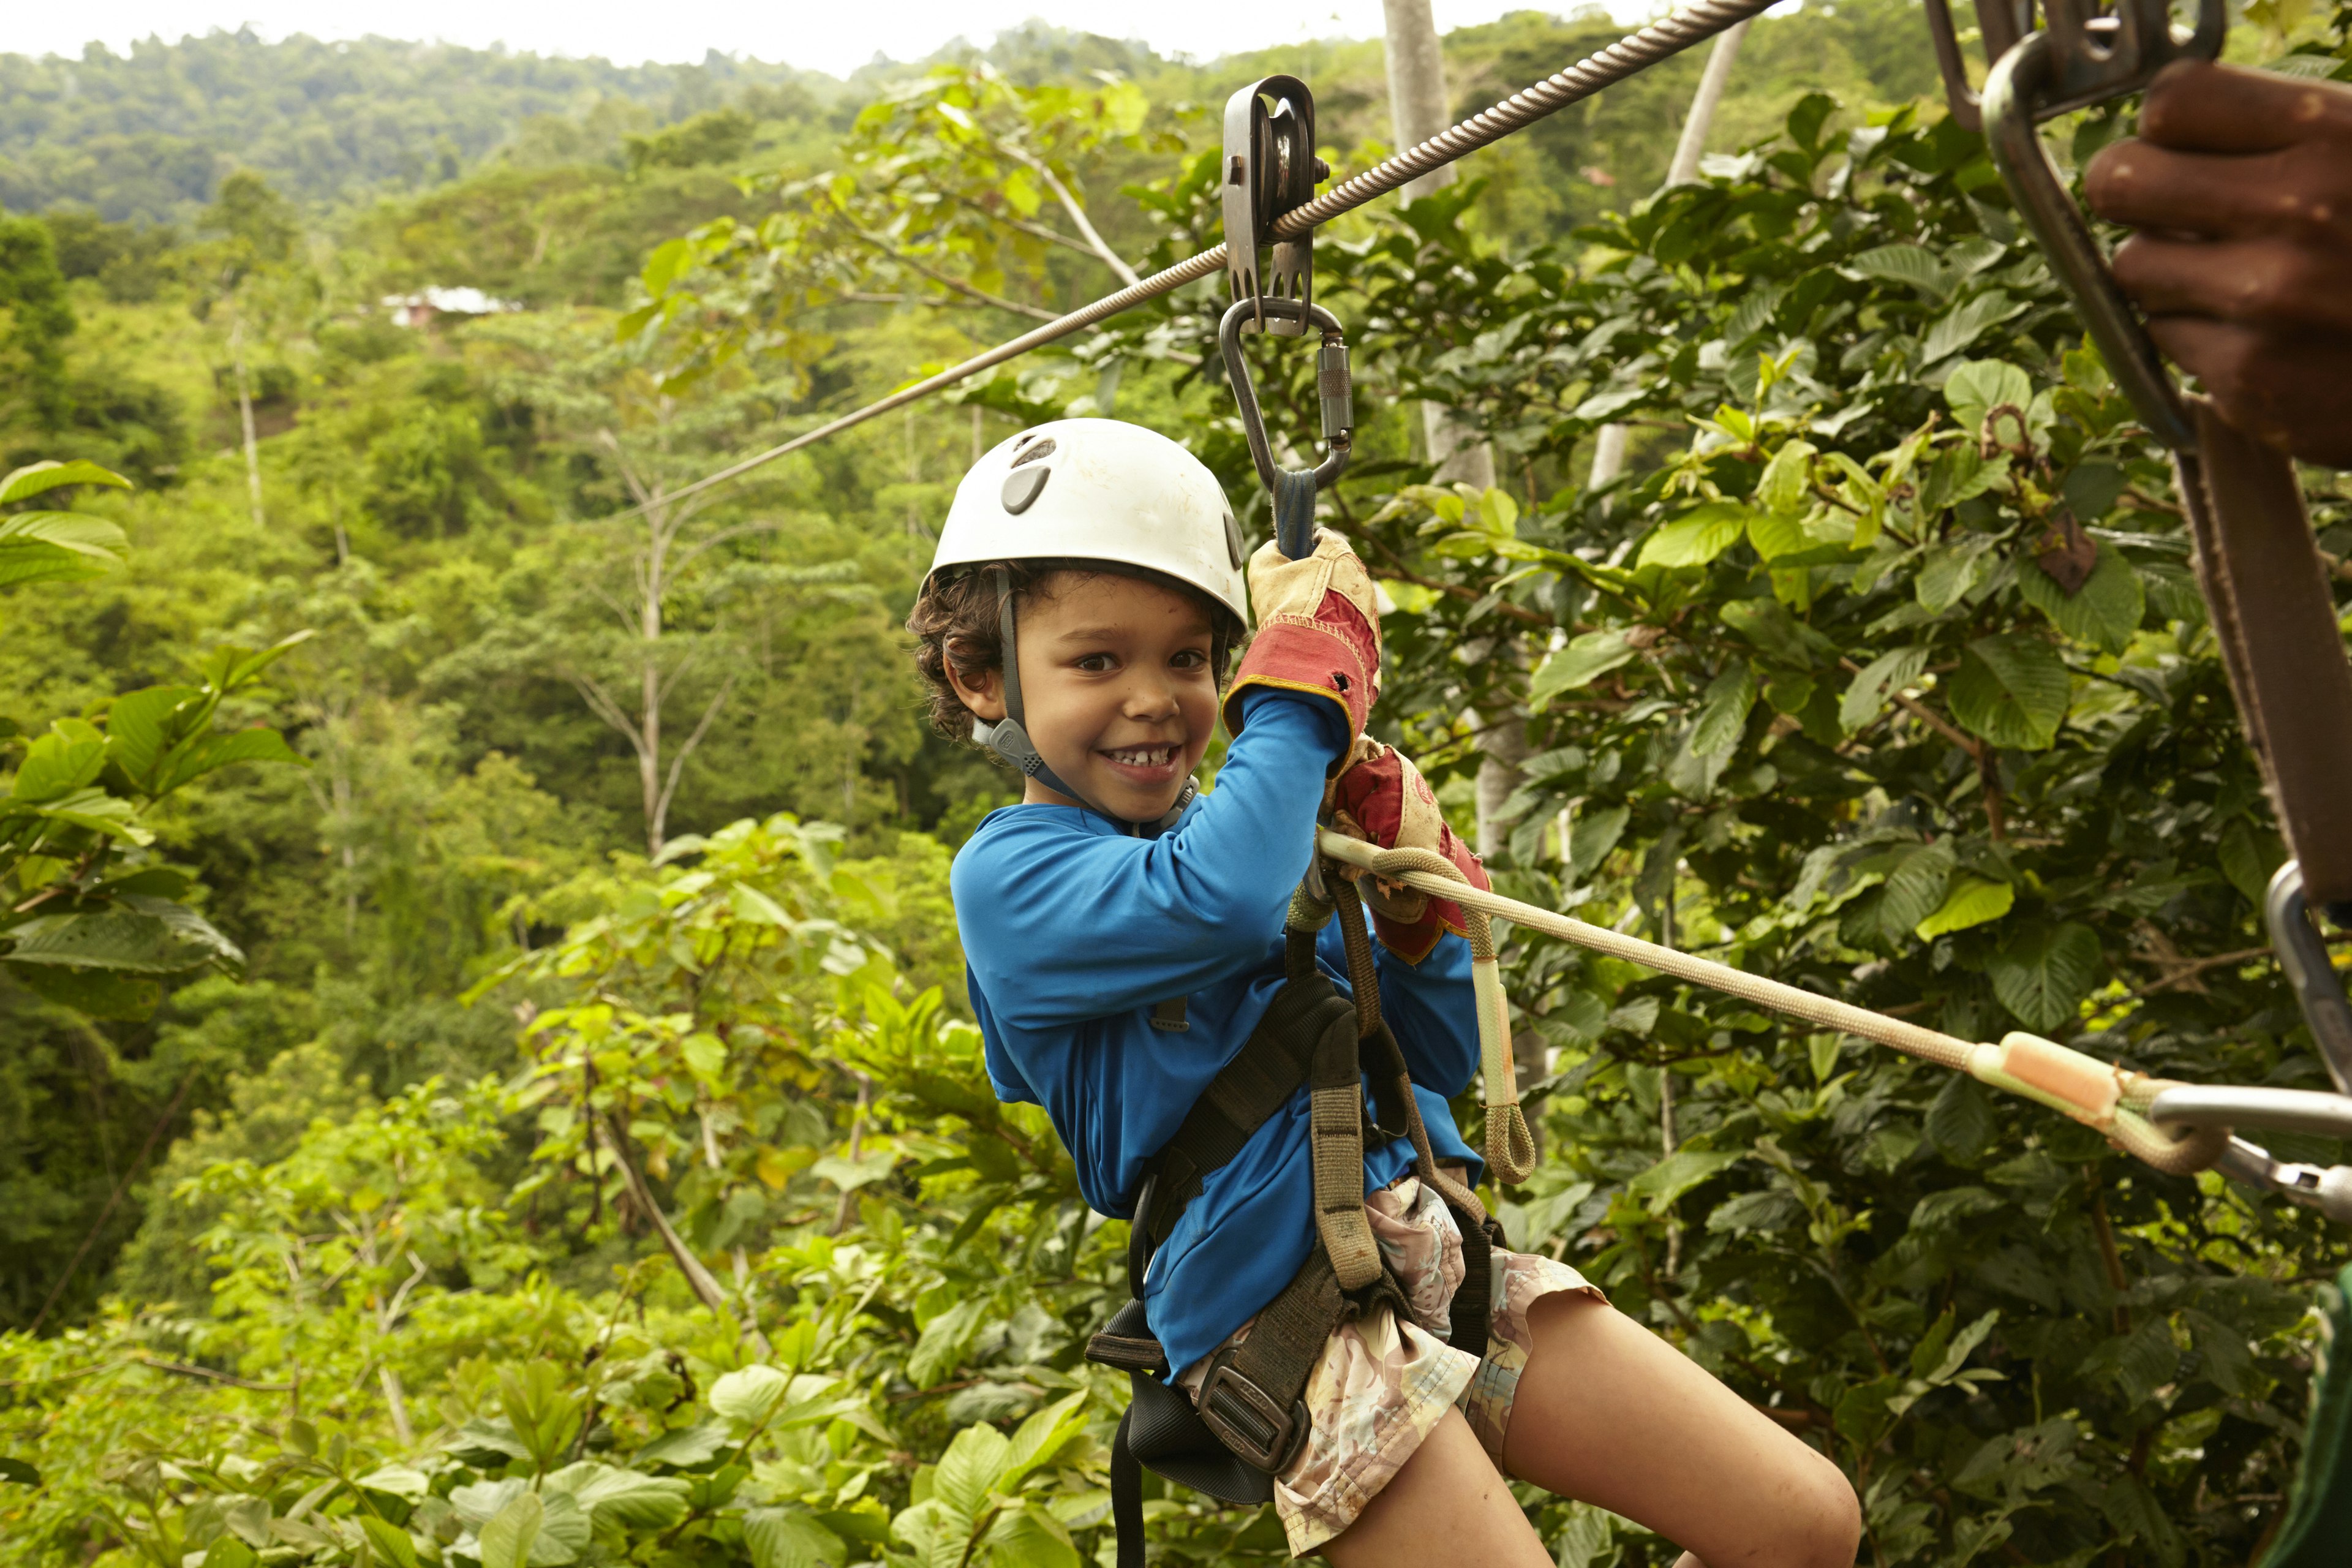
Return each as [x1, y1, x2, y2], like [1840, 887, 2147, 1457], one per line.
[3, 2, 2350, 1564]
[0, 30, 837, 223]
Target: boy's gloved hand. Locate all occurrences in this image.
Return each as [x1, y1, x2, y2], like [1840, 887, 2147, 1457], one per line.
[2084, 61, 2352, 466]
[1223, 529, 1382, 748]
[1326, 737, 1489, 963]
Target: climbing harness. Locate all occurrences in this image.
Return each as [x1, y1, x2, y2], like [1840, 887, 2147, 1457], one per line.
[1085, 876, 1507, 1568]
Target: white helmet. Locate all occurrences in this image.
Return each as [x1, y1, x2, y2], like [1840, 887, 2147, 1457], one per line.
[927, 418, 1248, 627]
[926, 418, 1246, 834]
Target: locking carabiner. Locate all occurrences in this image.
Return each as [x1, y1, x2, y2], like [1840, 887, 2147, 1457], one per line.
[1218, 298, 1353, 562]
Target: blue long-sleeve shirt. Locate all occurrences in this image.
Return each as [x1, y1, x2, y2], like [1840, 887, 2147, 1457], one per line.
[951, 693, 1482, 1376]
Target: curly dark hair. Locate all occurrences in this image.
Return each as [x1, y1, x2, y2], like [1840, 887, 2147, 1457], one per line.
[907, 562, 1244, 741]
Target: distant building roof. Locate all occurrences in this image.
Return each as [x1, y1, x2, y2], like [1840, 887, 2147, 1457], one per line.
[381, 287, 519, 326]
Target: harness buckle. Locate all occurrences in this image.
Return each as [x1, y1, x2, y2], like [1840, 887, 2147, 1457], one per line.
[1197, 1362, 1308, 1474]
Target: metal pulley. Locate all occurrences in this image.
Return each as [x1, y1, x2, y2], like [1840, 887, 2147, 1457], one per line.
[1223, 75, 1330, 337]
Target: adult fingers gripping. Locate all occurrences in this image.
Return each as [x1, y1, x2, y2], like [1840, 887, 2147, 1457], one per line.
[2135, 59, 2352, 154]
[2110, 233, 2352, 333]
[2084, 138, 2351, 240]
[2143, 317, 2352, 467]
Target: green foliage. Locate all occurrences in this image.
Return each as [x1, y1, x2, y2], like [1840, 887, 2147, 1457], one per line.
[4, 14, 2351, 1568]
[0, 34, 834, 222]
[2, 459, 308, 1019]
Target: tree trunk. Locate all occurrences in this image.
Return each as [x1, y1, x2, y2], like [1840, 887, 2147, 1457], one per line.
[230, 315, 265, 529]
[1589, 22, 1751, 491]
[1666, 19, 1752, 188]
[1381, 0, 1496, 491]
[640, 501, 668, 859]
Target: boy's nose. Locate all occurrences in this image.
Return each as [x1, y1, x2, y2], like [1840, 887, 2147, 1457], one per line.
[1123, 671, 1182, 719]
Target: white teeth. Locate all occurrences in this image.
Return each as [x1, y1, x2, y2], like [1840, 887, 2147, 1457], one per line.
[1107, 745, 1175, 766]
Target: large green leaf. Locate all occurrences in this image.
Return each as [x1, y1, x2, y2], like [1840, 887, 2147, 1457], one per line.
[359, 1517, 422, 1568]
[1638, 502, 1752, 569]
[1917, 877, 2015, 939]
[1943, 359, 2033, 439]
[1528, 630, 1640, 708]
[478, 1492, 545, 1568]
[933, 1421, 1012, 1517]
[2015, 543, 2145, 655]
[1627, 1148, 1743, 1213]
[1841, 243, 1953, 296]
[104, 685, 202, 791]
[709, 1364, 790, 1425]
[1689, 662, 1757, 758]
[1838, 646, 1929, 733]
[746, 1508, 846, 1568]
[546, 1461, 692, 1531]
[6, 895, 244, 974]
[1986, 923, 2103, 1031]
[1921, 290, 2027, 361]
[0, 459, 131, 505]
[1948, 634, 2070, 750]
[12, 720, 108, 802]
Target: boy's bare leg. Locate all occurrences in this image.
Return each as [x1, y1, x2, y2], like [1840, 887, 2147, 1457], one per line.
[1322, 1408, 1553, 1568]
[1502, 1294, 1860, 1568]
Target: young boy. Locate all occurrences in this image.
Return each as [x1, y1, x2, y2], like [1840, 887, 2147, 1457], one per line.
[914, 418, 1860, 1568]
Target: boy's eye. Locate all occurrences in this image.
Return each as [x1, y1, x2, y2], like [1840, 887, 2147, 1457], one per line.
[1076, 652, 1118, 673]
[1170, 649, 1209, 671]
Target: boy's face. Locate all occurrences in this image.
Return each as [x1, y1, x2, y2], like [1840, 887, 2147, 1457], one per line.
[952, 570, 1220, 823]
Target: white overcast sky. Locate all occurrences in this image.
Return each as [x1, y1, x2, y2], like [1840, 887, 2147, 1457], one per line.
[0, 2, 1661, 77]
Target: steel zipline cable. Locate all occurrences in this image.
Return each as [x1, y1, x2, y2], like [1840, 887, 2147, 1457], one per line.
[624, 0, 1782, 519]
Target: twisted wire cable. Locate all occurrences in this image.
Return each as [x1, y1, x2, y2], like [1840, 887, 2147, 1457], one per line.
[630, 0, 1777, 517]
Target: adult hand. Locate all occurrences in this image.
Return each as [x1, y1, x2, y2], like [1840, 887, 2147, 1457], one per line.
[1223, 528, 1383, 747]
[1327, 737, 1488, 963]
[2083, 60, 2352, 466]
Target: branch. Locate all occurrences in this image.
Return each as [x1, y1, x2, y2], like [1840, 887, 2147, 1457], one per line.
[595, 1115, 735, 1321]
[654, 674, 739, 832]
[996, 145, 1141, 287]
[856, 232, 1060, 323]
[134, 1357, 296, 1393]
[1838, 657, 1981, 756]
[669, 519, 786, 579]
[566, 671, 651, 759]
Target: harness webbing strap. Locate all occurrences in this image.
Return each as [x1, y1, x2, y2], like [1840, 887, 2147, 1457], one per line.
[2177, 398, 2352, 919]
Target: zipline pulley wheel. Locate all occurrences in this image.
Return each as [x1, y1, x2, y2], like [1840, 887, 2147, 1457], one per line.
[1223, 75, 1329, 337]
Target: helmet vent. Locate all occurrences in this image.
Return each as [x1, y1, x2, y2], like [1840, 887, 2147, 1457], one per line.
[1010, 438, 1057, 468]
[1223, 512, 1244, 569]
[1002, 464, 1051, 515]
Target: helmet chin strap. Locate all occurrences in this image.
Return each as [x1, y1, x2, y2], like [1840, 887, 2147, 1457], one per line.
[969, 567, 1197, 838]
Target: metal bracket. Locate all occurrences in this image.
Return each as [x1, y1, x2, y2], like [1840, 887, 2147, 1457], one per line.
[2269, 861, 2352, 1094]
[1966, 0, 2222, 451]
[2213, 1137, 2352, 1225]
[1223, 76, 1329, 339]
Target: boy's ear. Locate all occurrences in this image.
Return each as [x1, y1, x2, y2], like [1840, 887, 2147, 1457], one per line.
[946, 661, 1008, 723]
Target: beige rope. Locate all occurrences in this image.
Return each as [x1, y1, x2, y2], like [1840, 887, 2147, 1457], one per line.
[1316, 829, 2230, 1178]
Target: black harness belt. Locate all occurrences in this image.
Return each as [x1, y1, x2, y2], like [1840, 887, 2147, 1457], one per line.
[1085, 889, 1505, 1568]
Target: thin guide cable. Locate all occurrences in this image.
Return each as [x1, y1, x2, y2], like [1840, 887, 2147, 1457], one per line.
[622, 0, 1779, 519]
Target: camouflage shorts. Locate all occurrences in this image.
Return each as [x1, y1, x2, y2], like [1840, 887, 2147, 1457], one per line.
[1179, 1172, 1601, 1556]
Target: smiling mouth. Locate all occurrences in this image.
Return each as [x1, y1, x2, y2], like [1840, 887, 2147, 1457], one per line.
[1101, 743, 1180, 771]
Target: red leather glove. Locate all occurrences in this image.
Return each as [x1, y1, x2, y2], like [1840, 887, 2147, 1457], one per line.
[1326, 739, 1488, 963]
[1223, 530, 1382, 749]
